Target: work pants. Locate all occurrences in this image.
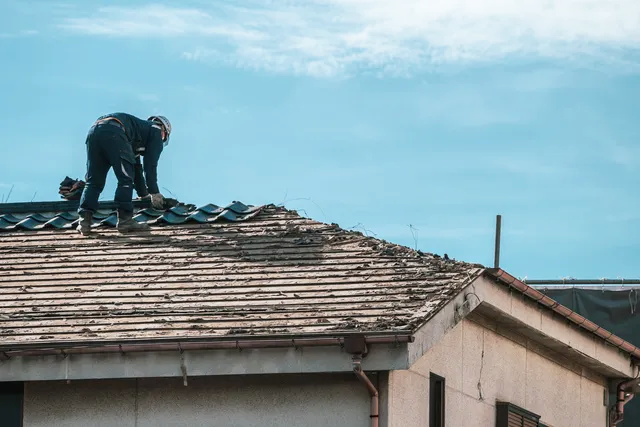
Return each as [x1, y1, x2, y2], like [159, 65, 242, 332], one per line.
[78, 122, 136, 214]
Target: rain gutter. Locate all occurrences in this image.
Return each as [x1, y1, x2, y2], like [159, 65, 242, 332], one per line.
[0, 334, 414, 360]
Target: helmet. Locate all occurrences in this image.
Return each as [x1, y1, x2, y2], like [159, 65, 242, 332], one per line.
[148, 115, 172, 146]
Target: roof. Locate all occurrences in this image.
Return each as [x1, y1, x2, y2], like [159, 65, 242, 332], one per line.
[0, 200, 483, 351]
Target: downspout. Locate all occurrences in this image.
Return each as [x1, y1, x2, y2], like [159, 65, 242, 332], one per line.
[610, 375, 639, 426]
[353, 354, 379, 427]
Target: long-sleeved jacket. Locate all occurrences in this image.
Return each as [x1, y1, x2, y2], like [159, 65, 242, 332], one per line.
[97, 112, 164, 196]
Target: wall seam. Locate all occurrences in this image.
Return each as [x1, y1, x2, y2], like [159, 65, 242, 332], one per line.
[579, 374, 583, 427]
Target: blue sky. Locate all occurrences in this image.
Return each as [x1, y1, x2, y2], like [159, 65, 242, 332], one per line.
[1, 0, 639, 280]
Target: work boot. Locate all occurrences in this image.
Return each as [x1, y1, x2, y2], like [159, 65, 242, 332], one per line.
[76, 211, 94, 236]
[116, 210, 150, 233]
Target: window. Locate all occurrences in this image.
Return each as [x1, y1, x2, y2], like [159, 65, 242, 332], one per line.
[430, 373, 445, 427]
[0, 382, 23, 427]
[496, 402, 541, 427]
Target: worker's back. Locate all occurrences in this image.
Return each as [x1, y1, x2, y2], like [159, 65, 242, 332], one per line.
[96, 112, 156, 154]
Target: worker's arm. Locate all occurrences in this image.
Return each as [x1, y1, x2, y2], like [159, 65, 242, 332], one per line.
[143, 129, 164, 195]
[133, 155, 149, 198]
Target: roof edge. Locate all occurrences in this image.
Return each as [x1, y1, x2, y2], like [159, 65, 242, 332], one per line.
[406, 266, 486, 334]
[485, 268, 640, 363]
[0, 334, 414, 359]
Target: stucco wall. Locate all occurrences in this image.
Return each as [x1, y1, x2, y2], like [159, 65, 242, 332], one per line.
[23, 373, 372, 427]
[387, 319, 609, 427]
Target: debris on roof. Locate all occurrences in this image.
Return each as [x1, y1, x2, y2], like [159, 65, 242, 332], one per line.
[0, 201, 484, 349]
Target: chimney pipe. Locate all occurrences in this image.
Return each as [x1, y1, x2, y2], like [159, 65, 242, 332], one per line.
[494, 214, 502, 269]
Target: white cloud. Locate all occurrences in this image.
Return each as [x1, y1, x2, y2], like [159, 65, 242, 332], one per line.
[59, 1, 640, 77]
[61, 5, 265, 40]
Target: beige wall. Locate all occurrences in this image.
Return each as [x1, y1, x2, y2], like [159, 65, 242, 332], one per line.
[387, 319, 609, 427]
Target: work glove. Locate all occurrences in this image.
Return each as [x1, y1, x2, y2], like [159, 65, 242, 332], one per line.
[150, 193, 165, 210]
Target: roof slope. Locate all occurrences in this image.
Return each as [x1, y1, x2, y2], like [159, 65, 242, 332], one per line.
[0, 201, 482, 349]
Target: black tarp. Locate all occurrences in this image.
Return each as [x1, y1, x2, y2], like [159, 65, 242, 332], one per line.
[542, 287, 640, 426]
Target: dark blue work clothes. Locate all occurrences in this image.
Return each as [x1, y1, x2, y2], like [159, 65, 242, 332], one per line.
[78, 113, 164, 214]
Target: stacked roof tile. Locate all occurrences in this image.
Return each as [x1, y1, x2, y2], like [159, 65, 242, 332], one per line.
[0, 200, 483, 349]
[0, 201, 262, 231]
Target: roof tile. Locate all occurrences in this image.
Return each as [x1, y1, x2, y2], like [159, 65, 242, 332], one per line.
[0, 201, 261, 232]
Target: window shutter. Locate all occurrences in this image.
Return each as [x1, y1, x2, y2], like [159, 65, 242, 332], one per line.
[496, 402, 541, 427]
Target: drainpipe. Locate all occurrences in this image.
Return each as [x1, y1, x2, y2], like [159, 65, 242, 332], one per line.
[344, 335, 380, 427]
[353, 354, 379, 427]
[610, 376, 639, 426]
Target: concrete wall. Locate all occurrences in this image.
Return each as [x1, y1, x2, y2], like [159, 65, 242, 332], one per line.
[387, 319, 609, 427]
[23, 373, 373, 427]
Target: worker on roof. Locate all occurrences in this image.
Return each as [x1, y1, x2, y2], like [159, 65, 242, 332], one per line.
[76, 113, 172, 235]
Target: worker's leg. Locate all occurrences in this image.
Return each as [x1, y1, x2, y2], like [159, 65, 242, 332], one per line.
[101, 131, 149, 232]
[78, 130, 110, 214]
[77, 128, 111, 235]
[101, 131, 135, 213]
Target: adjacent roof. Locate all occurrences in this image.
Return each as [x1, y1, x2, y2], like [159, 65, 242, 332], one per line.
[0, 200, 483, 350]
